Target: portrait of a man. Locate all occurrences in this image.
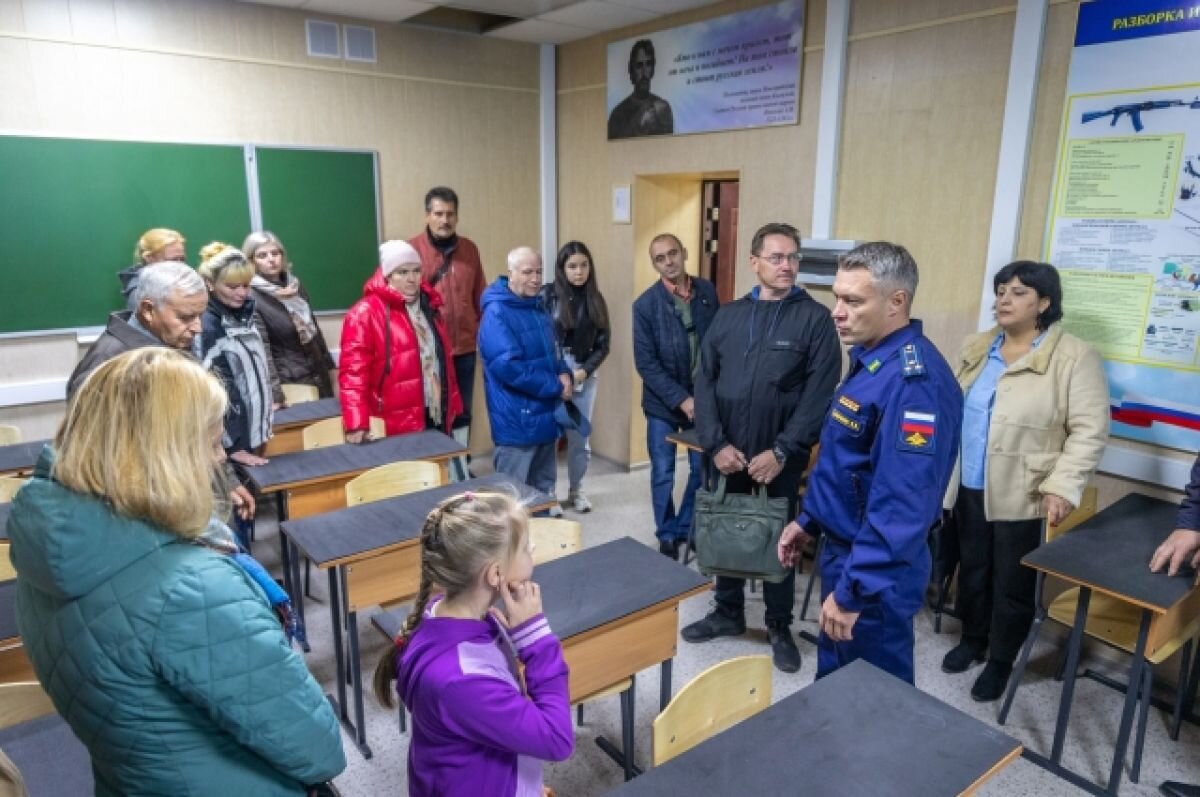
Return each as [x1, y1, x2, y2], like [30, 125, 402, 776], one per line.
[607, 39, 675, 140]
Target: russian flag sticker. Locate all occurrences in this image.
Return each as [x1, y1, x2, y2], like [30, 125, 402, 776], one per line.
[899, 410, 936, 453]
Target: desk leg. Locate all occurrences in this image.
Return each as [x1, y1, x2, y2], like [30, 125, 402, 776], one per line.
[1104, 609, 1151, 794]
[660, 658, 672, 710]
[347, 608, 372, 759]
[999, 573, 1048, 726]
[276, 493, 292, 597]
[595, 673, 641, 781]
[1049, 586, 1092, 765]
[327, 567, 348, 722]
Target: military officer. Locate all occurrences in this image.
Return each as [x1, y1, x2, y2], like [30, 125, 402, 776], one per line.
[779, 241, 962, 684]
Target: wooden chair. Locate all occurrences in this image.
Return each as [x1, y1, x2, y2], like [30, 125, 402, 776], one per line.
[528, 518, 583, 565]
[0, 426, 19, 446]
[0, 477, 23, 504]
[280, 383, 319, 405]
[652, 655, 773, 767]
[0, 682, 54, 731]
[344, 461, 442, 506]
[0, 543, 14, 582]
[302, 416, 385, 450]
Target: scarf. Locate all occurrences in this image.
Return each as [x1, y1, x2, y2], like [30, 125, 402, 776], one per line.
[405, 299, 442, 427]
[251, 272, 319, 345]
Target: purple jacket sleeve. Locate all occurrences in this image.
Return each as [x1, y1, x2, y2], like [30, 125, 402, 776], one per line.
[1179, 454, 1200, 531]
[440, 614, 573, 762]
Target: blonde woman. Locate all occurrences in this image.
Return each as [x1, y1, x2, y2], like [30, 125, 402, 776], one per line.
[8, 348, 345, 795]
[198, 242, 282, 468]
[118, 227, 186, 309]
[244, 231, 337, 398]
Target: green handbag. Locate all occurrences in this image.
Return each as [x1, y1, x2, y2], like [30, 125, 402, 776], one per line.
[694, 474, 791, 583]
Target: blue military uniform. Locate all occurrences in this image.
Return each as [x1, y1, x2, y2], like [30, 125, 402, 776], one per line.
[798, 320, 962, 683]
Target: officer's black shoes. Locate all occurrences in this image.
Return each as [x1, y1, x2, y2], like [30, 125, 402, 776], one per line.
[681, 609, 745, 642]
[768, 624, 801, 673]
[941, 641, 986, 674]
[657, 539, 680, 560]
[970, 660, 1013, 702]
[1160, 781, 1200, 797]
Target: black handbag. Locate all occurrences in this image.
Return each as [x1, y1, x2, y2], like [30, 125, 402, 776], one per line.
[694, 474, 791, 583]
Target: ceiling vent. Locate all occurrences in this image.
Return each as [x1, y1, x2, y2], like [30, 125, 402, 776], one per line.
[306, 19, 340, 59]
[343, 25, 376, 63]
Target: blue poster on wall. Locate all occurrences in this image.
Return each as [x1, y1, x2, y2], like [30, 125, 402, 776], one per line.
[605, 0, 803, 140]
[1046, 0, 1200, 451]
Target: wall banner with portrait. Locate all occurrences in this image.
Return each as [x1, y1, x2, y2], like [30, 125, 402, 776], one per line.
[1045, 0, 1200, 452]
[605, 0, 803, 141]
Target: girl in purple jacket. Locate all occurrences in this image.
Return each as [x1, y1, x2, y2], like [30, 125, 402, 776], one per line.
[373, 491, 573, 796]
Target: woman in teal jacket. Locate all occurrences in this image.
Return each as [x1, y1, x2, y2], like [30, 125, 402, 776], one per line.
[7, 348, 345, 796]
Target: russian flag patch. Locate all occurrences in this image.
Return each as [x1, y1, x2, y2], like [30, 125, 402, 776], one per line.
[898, 410, 935, 453]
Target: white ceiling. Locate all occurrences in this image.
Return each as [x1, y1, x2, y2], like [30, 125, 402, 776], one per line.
[236, 0, 725, 43]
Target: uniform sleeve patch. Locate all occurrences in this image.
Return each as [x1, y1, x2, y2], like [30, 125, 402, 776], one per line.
[898, 410, 936, 453]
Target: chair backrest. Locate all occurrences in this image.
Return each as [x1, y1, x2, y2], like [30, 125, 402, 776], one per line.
[0, 477, 23, 504]
[303, 417, 386, 450]
[1046, 486, 1099, 543]
[528, 518, 583, 565]
[0, 426, 19, 446]
[0, 682, 55, 731]
[280, 383, 319, 405]
[0, 543, 14, 582]
[652, 655, 772, 767]
[344, 460, 442, 506]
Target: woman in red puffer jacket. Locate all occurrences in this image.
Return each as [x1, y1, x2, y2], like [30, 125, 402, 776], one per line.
[339, 241, 462, 442]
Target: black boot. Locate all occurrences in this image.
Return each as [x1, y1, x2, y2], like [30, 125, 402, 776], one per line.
[681, 608, 745, 642]
[941, 641, 986, 674]
[768, 624, 801, 673]
[971, 660, 1013, 702]
[657, 539, 679, 560]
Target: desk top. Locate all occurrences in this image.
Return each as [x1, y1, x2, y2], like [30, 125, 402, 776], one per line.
[665, 428, 701, 453]
[272, 397, 340, 428]
[0, 440, 46, 474]
[0, 713, 94, 795]
[0, 502, 11, 542]
[242, 431, 465, 493]
[1024, 493, 1194, 612]
[610, 658, 1021, 796]
[539, 537, 710, 639]
[0, 580, 17, 641]
[283, 474, 552, 567]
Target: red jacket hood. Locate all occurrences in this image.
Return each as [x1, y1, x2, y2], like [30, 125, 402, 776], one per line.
[362, 268, 444, 311]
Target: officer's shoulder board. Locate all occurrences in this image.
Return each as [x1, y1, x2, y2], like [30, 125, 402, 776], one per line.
[900, 343, 926, 379]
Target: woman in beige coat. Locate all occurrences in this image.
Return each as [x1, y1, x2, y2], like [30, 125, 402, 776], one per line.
[941, 261, 1109, 702]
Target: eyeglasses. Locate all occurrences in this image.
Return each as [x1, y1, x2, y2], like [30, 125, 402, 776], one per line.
[756, 253, 803, 266]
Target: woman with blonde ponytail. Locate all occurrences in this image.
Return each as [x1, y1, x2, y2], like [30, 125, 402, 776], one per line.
[373, 491, 572, 796]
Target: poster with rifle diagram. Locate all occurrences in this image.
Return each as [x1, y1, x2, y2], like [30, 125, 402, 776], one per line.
[1047, 0, 1200, 451]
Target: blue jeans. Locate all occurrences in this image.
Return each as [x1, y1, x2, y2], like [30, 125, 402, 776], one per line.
[563, 353, 597, 492]
[646, 415, 702, 544]
[493, 442, 557, 496]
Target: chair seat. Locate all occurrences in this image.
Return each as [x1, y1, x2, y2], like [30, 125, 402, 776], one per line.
[574, 679, 633, 706]
[1049, 588, 1200, 665]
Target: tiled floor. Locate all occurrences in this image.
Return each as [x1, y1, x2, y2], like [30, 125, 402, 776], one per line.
[259, 455, 1200, 796]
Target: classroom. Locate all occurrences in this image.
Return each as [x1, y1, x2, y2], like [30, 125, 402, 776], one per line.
[3, 0, 1200, 794]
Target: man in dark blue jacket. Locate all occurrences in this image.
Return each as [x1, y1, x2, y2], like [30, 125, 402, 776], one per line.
[479, 247, 572, 504]
[633, 233, 719, 559]
[685, 222, 842, 674]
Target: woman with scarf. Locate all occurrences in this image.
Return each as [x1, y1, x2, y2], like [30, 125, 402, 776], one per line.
[541, 241, 610, 513]
[198, 243, 282, 468]
[339, 240, 462, 443]
[244, 231, 337, 398]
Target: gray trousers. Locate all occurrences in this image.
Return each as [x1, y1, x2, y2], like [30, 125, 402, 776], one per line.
[493, 442, 558, 496]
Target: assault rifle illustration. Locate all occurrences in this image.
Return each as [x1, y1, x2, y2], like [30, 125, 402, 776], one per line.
[1082, 98, 1200, 132]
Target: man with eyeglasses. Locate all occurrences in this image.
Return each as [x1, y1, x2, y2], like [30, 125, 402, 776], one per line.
[684, 222, 841, 673]
[634, 233, 719, 559]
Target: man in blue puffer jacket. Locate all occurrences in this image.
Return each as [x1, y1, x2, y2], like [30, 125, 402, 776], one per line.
[479, 246, 572, 503]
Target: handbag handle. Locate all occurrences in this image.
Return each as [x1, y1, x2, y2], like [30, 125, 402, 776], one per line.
[714, 473, 727, 503]
[713, 474, 771, 505]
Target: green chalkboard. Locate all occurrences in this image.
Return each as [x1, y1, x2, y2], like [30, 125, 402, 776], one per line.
[255, 147, 380, 312]
[0, 136, 250, 334]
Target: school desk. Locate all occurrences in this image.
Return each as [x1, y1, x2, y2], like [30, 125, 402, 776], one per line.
[264, 397, 341, 456]
[0, 441, 45, 478]
[664, 428, 701, 453]
[0, 713, 93, 795]
[0, 580, 33, 683]
[282, 474, 553, 759]
[373, 536, 711, 777]
[609, 658, 1021, 795]
[998, 493, 1199, 795]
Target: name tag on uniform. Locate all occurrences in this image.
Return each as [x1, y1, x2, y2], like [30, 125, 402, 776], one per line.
[832, 408, 864, 435]
[898, 410, 936, 453]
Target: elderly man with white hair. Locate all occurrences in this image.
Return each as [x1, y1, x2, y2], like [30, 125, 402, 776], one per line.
[478, 246, 572, 509]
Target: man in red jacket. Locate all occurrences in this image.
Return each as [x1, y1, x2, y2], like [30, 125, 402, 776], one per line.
[409, 187, 487, 454]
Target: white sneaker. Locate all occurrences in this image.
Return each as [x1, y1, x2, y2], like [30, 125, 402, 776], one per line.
[547, 503, 564, 518]
[568, 491, 592, 513]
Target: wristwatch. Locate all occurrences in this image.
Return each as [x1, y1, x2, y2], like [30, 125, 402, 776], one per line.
[772, 445, 788, 466]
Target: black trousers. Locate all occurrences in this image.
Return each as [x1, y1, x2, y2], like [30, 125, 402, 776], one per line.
[953, 486, 1043, 664]
[452, 352, 476, 429]
[713, 467, 804, 628]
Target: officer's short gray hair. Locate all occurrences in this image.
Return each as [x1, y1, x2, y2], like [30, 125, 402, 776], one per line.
[838, 242, 918, 308]
[134, 261, 206, 308]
